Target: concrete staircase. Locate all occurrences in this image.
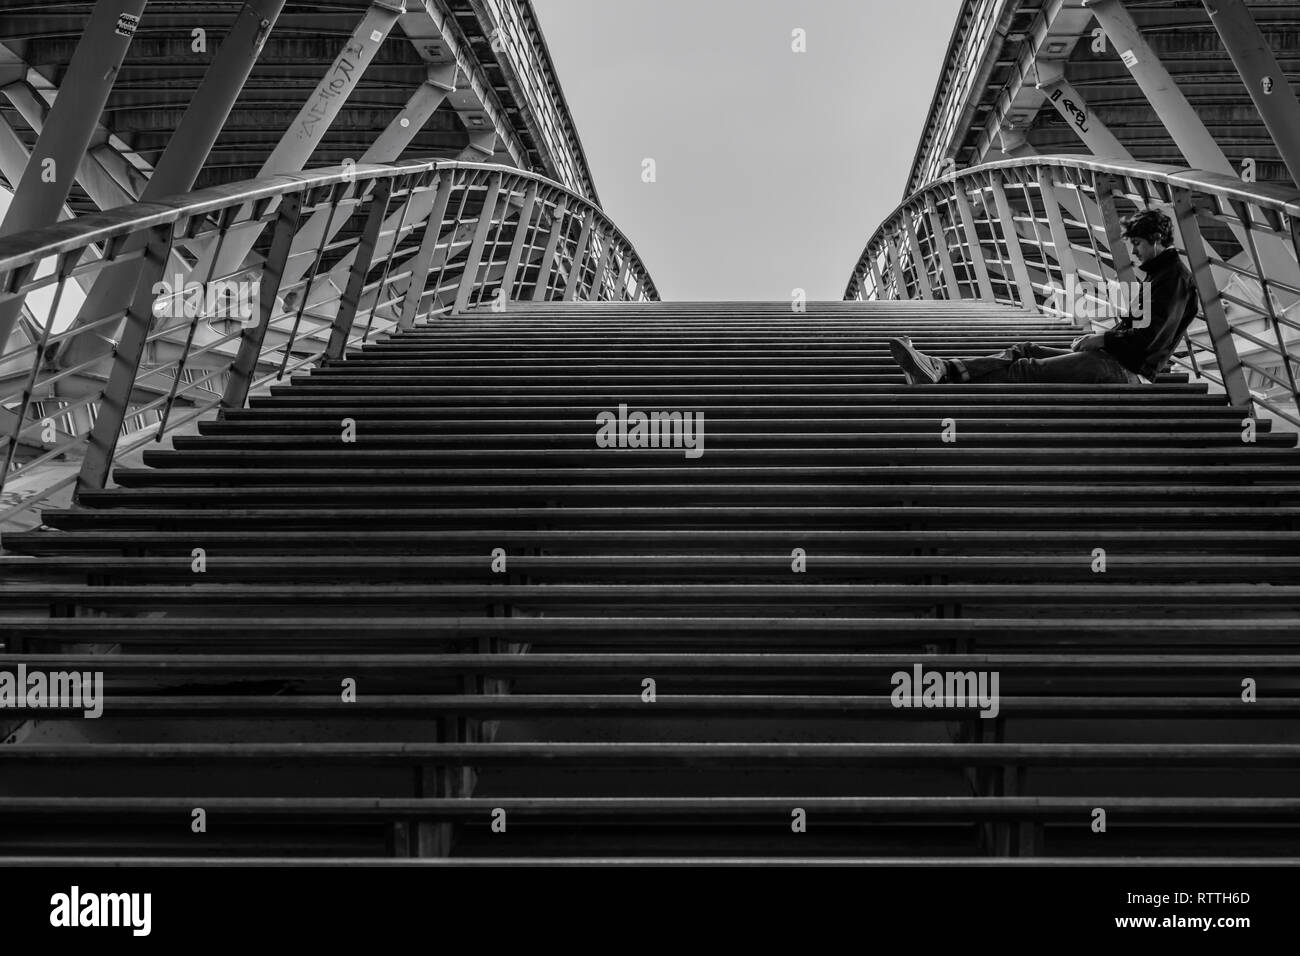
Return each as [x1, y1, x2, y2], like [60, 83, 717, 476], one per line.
[2, 300, 1299, 862]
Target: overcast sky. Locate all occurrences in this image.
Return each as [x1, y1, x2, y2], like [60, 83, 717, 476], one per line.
[531, 0, 964, 301]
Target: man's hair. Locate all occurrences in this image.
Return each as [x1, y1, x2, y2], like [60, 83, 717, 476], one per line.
[1121, 208, 1175, 247]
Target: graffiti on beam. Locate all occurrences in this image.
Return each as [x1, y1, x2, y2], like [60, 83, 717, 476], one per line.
[298, 43, 365, 142]
[1049, 88, 1090, 134]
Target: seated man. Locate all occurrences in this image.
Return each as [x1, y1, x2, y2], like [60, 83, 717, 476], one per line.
[887, 208, 1199, 386]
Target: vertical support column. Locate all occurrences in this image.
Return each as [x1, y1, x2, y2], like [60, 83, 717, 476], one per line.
[884, 235, 910, 300]
[397, 172, 457, 330]
[900, 211, 934, 300]
[1173, 190, 1251, 409]
[925, 200, 960, 300]
[499, 181, 538, 302]
[952, 184, 995, 301]
[1203, 0, 1300, 188]
[326, 177, 394, 360]
[989, 178, 1037, 309]
[221, 193, 304, 411]
[531, 199, 568, 302]
[563, 214, 595, 301]
[453, 173, 503, 313]
[75, 221, 175, 496]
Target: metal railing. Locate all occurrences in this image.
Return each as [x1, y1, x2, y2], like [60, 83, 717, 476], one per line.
[0, 159, 657, 532]
[844, 155, 1300, 426]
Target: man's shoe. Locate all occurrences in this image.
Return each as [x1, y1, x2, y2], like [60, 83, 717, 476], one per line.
[888, 336, 945, 385]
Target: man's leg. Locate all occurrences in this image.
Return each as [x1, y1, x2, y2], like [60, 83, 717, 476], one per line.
[890, 338, 1139, 385]
[949, 342, 1073, 382]
[954, 342, 1136, 384]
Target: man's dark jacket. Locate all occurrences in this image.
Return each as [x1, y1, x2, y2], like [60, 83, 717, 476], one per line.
[1102, 248, 1199, 380]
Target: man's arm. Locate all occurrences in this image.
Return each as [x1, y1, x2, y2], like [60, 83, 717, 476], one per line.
[1071, 333, 1107, 351]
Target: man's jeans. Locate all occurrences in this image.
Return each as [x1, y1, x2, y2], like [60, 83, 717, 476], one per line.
[948, 341, 1144, 384]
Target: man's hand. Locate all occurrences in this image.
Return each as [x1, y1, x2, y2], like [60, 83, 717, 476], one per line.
[1070, 333, 1107, 352]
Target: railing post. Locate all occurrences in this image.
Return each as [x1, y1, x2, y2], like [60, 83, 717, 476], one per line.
[1172, 189, 1252, 409]
[952, 183, 995, 301]
[563, 213, 596, 301]
[454, 173, 504, 314]
[221, 192, 304, 412]
[925, 199, 960, 300]
[901, 210, 934, 300]
[397, 172, 456, 331]
[988, 177, 1038, 309]
[75, 222, 177, 497]
[499, 181, 538, 302]
[326, 177, 395, 360]
[531, 198, 568, 302]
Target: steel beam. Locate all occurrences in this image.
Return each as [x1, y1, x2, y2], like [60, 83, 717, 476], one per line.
[57, 0, 288, 372]
[454, 173, 503, 313]
[885, 236, 909, 300]
[397, 172, 457, 329]
[531, 198, 568, 301]
[925, 200, 960, 299]
[586, 230, 611, 302]
[1036, 167, 1084, 326]
[901, 211, 934, 300]
[1034, 62, 1132, 160]
[74, 222, 174, 496]
[1094, 174, 1137, 286]
[398, 3, 528, 171]
[562, 214, 595, 301]
[498, 181, 538, 301]
[2, 82, 139, 210]
[220, 193, 303, 411]
[326, 177, 395, 360]
[279, 75, 455, 297]
[1173, 190, 1251, 408]
[611, 251, 629, 302]
[867, 255, 887, 301]
[0, 0, 147, 354]
[1203, 0, 1300, 188]
[195, 0, 405, 283]
[1084, 0, 1235, 176]
[952, 184, 996, 302]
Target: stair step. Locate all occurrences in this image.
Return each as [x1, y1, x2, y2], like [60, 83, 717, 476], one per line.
[8, 298, 1297, 862]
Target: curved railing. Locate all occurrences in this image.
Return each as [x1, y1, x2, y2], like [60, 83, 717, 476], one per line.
[0, 159, 658, 532]
[843, 155, 1300, 427]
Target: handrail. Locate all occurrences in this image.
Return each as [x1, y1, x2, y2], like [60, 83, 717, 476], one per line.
[0, 159, 658, 537]
[843, 155, 1300, 427]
